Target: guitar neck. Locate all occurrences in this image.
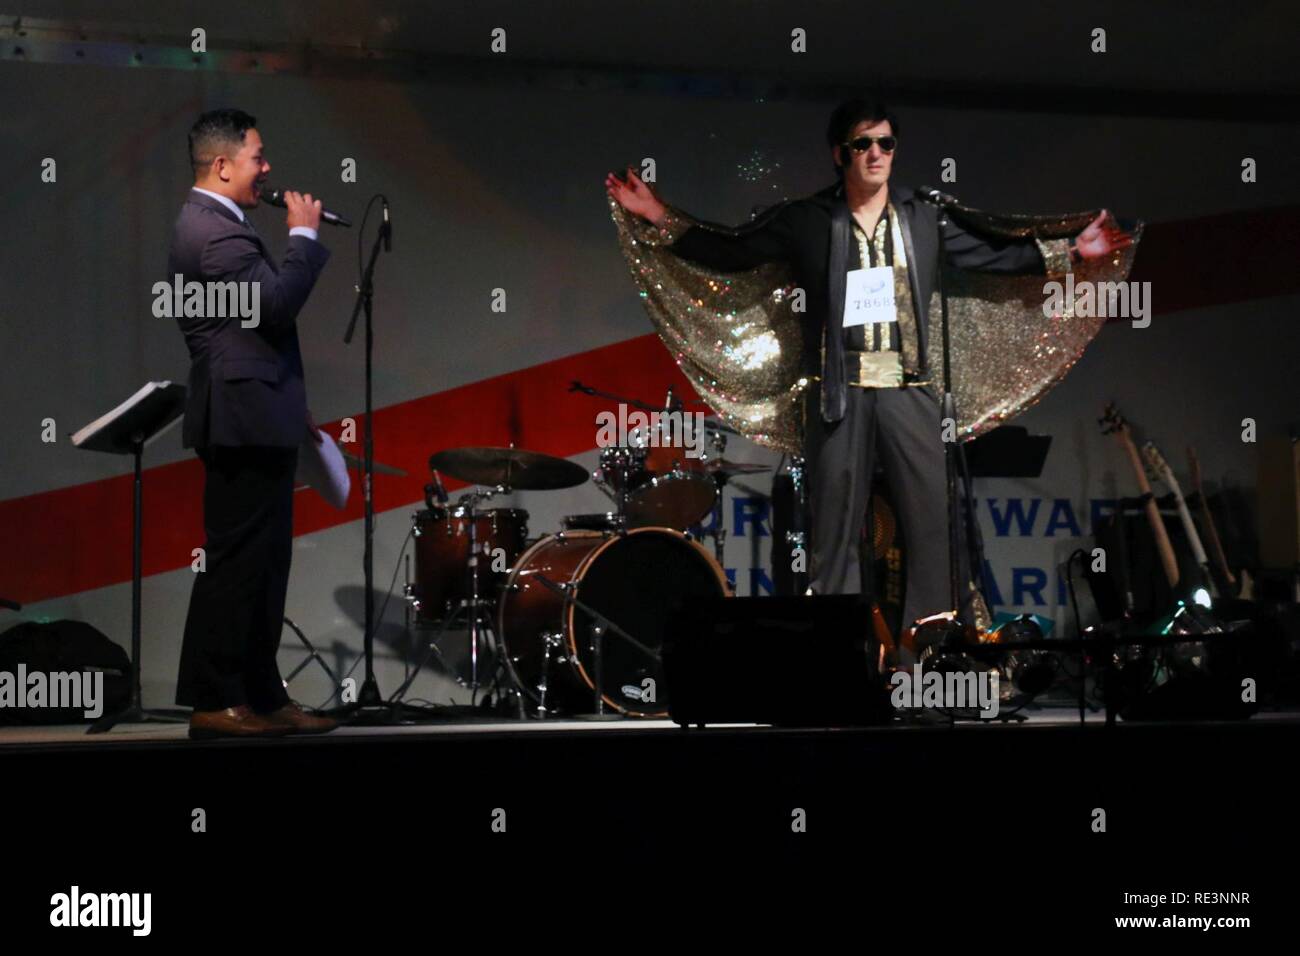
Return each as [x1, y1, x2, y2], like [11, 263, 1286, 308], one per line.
[1164, 476, 1210, 567]
[1189, 458, 1238, 591]
[1118, 434, 1181, 589]
[1166, 478, 1221, 599]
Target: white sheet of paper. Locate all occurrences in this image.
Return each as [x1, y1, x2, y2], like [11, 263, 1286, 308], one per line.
[843, 266, 898, 327]
[295, 429, 351, 510]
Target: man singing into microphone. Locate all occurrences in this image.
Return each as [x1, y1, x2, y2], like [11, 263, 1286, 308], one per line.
[171, 108, 336, 738]
[608, 97, 1134, 633]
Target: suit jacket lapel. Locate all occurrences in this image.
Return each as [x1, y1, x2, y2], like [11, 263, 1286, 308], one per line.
[823, 192, 851, 422]
[186, 189, 273, 263]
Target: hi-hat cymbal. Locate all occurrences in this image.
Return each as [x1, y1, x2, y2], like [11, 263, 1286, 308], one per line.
[428, 446, 589, 490]
[341, 450, 408, 477]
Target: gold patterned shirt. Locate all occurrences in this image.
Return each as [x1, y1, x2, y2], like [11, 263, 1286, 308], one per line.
[844, 203, 920, 389]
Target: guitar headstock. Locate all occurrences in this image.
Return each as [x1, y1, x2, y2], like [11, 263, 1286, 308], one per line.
[1142, 441, 1177, 490]
[1098, 402, 1128, 437]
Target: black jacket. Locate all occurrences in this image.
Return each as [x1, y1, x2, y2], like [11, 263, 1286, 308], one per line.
[168, 189, 331, 449]
[670, 183, 1045, 422]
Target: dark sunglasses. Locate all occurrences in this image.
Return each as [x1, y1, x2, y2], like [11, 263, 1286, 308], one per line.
[843, 134, 897, 153]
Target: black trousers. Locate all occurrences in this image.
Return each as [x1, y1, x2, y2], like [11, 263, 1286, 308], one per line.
[176, 446, 297, 712]
[805, 384, 954, 628]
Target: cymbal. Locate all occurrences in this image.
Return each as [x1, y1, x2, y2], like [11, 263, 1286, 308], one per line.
[341, 450, 408, 477]
[704, 459, 771, 475]
[428, 446, 589, 490]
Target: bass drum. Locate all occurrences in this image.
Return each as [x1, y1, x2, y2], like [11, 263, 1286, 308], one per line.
[498, 528, 729, 716]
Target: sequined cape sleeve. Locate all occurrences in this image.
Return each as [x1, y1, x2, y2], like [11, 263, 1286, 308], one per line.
[610, 199, 810, 452]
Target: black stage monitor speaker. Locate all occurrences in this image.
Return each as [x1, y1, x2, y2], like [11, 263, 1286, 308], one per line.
[0, 620, 130, 724]
[662, 595, 893, 727]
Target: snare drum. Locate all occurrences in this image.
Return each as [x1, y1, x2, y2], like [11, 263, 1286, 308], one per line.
[561, 512, 623, 533]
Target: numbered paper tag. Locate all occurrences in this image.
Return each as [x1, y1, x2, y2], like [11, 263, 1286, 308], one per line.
[843, 266, 897, 327]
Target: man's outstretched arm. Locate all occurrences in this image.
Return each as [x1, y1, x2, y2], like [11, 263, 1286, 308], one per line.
[606, 166, 797, 272]
[943, 208, 1134, 274]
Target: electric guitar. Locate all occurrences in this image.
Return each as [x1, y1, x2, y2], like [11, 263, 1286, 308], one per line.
[1187, 446, 1255, 600]
[1141, 441, 1219, 603]
[1099, 404, 1180, 591]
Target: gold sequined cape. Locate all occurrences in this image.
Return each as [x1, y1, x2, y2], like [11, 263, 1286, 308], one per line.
[611, 193, 1142, 454]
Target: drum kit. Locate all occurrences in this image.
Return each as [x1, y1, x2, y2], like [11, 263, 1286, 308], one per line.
[399, 392, 770, 718]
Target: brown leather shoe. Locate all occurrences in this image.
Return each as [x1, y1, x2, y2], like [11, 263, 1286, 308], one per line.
[189, 705, 294, 740]
[262, 702, 338, 735]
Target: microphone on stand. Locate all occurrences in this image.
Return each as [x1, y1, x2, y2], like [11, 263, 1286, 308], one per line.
[259, 186, 352, 227]
[381, 199, 392, 251]
[431, 469, 449, 505]
[916, 186, 959, 207]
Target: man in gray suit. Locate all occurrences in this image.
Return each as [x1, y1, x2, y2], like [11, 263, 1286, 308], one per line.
[170, 108, 336, 738]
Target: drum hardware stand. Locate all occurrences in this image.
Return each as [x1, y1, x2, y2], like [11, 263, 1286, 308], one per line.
[533, 631, 565, 718]
[590, 623, 607, 716]
[786, 456, 809, 594]
[705, 472, 728, 565]
[390, 485, 507, 708]
[402, 548, 450, 679]
[704, 425, 729, 563]
[281, 616, 343, 700]
[531, 573, 657, 720]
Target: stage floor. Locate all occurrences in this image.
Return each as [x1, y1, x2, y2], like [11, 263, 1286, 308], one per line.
[10, 702, 1297, 748]
[3, 703, 1300, 747]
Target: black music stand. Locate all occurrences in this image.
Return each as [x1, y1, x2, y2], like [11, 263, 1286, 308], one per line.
[73, 382, 190, 734]
[963, 425, 1052, 479]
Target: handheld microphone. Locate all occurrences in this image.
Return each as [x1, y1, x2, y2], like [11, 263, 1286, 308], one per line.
[259, 186, 352, 227]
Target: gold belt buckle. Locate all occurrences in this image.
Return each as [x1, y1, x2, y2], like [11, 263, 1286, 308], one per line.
[846, 349, 903, 389]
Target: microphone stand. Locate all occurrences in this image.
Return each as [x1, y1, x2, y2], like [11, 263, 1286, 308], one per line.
[338, 197, 393, 719]
[568, 380, 683, 416]
[920, 188, 974, 619]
